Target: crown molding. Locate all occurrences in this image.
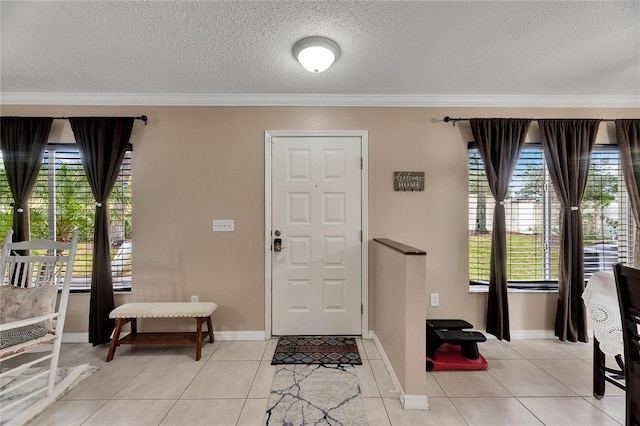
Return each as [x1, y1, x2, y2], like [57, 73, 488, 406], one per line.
[1, 92, 638, 108]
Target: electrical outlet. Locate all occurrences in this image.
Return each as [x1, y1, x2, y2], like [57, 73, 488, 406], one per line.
[430, 293, 440, 307]
[191, 295, 199, 303]
[212, 219, 234, 232]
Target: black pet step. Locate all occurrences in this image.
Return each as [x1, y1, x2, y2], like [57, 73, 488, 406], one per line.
[426, 319, 473, 331]
[426, 319, 486, 360]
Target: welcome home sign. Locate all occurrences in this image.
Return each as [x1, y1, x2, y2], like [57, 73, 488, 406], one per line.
[394, 171, 425, 191]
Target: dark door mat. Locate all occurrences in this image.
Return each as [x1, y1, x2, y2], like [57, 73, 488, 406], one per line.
[271, 336, 362, 365]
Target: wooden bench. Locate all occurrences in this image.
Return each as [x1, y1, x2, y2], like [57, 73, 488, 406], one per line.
[106, 302, 217, 362]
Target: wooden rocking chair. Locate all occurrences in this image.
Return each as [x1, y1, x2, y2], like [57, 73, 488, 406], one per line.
[0, 229, 78, 417]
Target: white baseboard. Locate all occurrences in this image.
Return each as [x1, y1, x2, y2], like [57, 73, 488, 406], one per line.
[214, 331, 266, 341]
[63, 330, 267, 344]
[62, 333, 90, 343]
[368, 331, 429, 410]
[480, 330, 595, 340]
[506, 330, 557, 339]
[65, 329, 580, 344]
[402, 395, 430, 410]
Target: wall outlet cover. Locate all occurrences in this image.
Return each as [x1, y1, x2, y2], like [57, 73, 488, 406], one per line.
[430, 293, 440, 307]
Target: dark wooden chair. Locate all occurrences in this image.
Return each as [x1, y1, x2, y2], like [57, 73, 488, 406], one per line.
[614, 263, 640, 426]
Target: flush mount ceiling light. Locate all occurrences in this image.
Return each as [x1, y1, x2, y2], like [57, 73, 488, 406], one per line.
[293, 36, 340, 73]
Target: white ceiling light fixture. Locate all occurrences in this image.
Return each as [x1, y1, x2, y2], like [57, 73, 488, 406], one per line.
[293, 36, 340, 73]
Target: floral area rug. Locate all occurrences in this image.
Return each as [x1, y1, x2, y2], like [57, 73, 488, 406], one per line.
[266, 364, 369, 425]
[1, 364, 96, 426]
[271, 336, 362, 365]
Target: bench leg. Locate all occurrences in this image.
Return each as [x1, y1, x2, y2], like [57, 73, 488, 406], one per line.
[106, 318, 127, 362]
[207, 316, 215, 343]
[195, 317, 206, 361]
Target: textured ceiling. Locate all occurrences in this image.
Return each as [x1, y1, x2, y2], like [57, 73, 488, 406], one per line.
[1, 1, 639, 106]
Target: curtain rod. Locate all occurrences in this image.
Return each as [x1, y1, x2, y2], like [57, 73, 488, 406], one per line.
[443, 116, 616, 127]
[51, 115, 148, 125]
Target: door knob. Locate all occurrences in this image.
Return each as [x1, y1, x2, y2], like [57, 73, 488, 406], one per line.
[273, 238, 287, 252]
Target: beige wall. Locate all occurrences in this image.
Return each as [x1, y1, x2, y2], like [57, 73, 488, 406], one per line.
[1, 104, 637, 334]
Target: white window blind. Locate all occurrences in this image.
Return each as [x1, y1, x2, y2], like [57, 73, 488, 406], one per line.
[0, 145, 132, 291]
[469, 143, 632, 289]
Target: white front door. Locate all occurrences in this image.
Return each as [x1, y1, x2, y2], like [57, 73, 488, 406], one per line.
[270, 135, 363, 335]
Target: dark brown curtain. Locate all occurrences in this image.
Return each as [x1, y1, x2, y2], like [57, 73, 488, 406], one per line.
[470, 118, 531, 341]
[70, 117, 134, 346]
[0, 117, 53, 243]
[616, 119, 640, 268]
[539, 119, 600, 342]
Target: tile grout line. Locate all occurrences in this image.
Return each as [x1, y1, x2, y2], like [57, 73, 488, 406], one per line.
[513, 396, 547, 426]
[78, 400, 110, 426]
[153, 343, 217, 425]
[580, 395, 625, 425]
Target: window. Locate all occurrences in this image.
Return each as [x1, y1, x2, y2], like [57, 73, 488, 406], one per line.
[0, 144, 132, 291]
[468, 143, 633, 291]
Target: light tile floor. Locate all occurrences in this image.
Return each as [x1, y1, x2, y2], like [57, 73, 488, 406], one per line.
[20, 337, 624, 425]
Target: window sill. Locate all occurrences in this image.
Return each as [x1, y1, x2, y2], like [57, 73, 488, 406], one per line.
[66, 287, 132, 294]
[469, 286, 558, 294]
[469, 281, 558, 294]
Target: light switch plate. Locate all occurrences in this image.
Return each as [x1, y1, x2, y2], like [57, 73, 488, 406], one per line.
[213, 219, 234, 232]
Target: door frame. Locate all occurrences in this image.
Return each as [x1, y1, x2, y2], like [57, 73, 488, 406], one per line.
[264, 130, 369, 339]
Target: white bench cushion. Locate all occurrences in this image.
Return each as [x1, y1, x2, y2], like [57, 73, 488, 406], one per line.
[110, 302, 217, 319]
